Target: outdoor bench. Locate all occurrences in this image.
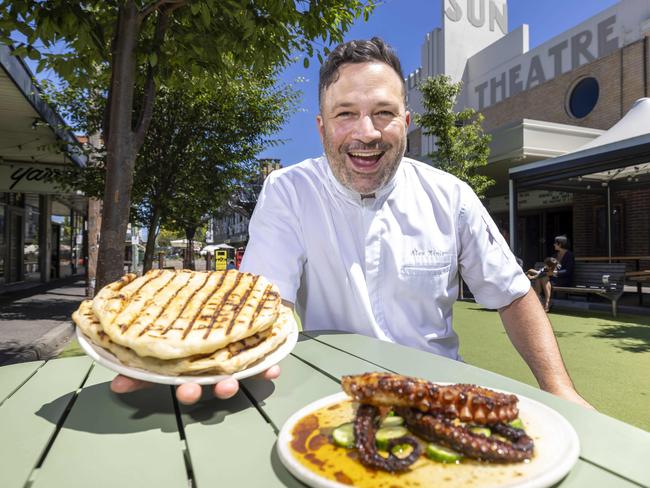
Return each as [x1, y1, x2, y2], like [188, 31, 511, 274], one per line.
[552, 262, 627, 317]
[624, 270, 650, 306]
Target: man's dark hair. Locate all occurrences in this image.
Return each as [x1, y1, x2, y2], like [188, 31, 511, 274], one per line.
[318, 37, 405, 109]
[554, 235, 570, 249]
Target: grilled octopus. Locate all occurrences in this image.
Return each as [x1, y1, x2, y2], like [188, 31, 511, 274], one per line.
[353, 404, 421, 472]
[395, 407, 534, 463]
[342, 372, 519, 424]
[343, 372, 534, 469]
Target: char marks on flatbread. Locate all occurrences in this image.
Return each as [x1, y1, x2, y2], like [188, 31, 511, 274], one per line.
[92, 269, 281, 359]
[73, 299, 293, 375]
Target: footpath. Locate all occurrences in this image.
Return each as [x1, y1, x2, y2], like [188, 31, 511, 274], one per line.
[0, 277, 85, 366]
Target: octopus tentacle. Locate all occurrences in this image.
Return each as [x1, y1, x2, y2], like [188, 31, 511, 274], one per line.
[395, 407, 534, 463]
[353, 404, 421, 472]
[342, 372, 519, 424]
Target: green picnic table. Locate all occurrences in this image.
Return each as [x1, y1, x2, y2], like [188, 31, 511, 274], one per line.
[1, 331, 648, 488]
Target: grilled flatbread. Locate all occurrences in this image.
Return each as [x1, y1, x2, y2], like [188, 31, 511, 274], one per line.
[74, 299, 294, 375]
[92, 269, 281, 359]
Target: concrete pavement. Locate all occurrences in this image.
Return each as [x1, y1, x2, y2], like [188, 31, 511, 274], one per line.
[0, 277, 86, 366]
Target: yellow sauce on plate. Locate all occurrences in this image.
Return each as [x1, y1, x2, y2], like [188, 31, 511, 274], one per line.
[288, 399, 541, 488]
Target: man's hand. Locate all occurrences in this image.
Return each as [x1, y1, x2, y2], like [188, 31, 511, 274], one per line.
[545, 383, 594, 409]
[110, 365, 281, 405]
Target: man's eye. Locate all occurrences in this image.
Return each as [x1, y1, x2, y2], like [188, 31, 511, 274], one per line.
[336, 111, 353, 118]
[376, 111, 394, 117]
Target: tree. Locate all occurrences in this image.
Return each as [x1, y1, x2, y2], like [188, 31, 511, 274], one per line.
[47, 68, 297, 273]
[136, 71, 297, 271]
[416, 75, 494, 198]
[0, 0, 377, 290]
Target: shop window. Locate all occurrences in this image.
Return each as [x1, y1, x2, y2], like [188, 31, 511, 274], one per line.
[0, 204, 5, 284]
[24, 202, 40, 281]
[594, 204, 623, 255]
[568, 77, 599, 118]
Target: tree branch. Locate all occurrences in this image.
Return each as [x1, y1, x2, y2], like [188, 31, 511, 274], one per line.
[134, 5, 173, 149]
[139, 0, 188, 20]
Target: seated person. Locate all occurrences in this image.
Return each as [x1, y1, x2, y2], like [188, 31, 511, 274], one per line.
[527, 258, 560, 312]
[531, 236, 575, 312]
[551, 235, 575, 287]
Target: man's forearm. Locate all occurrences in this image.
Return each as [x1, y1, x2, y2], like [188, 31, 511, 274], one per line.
[498, 288, 575, 393]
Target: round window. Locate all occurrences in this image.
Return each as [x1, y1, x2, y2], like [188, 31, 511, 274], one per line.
[568, 77, 599, 118]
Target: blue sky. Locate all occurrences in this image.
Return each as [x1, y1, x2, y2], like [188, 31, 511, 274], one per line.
[259, 0, 619, 166]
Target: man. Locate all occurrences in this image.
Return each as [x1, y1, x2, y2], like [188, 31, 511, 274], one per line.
[113, 37, 589, 408]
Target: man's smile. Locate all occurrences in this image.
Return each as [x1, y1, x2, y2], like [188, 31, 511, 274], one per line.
[347, 150, 385, 170]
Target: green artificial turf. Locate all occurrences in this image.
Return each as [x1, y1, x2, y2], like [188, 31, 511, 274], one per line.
[56, 338, 84, 359]
[453, 300, 650, 432]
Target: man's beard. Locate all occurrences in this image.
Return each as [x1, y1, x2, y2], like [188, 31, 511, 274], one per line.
[323, 134, 406, 195]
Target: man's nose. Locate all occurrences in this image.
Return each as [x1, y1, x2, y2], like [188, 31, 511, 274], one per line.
[353, 115, 381, 142]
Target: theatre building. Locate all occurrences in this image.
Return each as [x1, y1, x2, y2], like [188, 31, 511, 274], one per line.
[406, 0, 650, 267]
[0, 44, 88, 293]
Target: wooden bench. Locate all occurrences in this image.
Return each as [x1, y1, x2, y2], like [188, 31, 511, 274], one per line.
[624, 270, 650, 306]
[552, 262, 627, 317]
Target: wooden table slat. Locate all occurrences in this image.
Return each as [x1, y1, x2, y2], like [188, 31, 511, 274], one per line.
[563, 459, 643, 487]
[179, 390, 303, 487]
[290, 334, 391, 380]
[304, 332, 650, 488]
[0, 357, 92, 488]
[32, 364, 188, 488]
[0, 360, 44, 404]
[241, 352, 341, 430]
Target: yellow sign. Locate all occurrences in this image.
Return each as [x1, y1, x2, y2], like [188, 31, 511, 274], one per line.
[215, 250, 228, 271]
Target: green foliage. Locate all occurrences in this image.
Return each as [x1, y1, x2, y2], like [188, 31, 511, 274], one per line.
[45, 64, 297, 262]
[137, 69, 297, 234]
[416, 75, 494, 198]
[0, 0, 378, 92]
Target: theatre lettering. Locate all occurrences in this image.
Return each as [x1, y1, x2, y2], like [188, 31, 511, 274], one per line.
[472, 15, 619, 109]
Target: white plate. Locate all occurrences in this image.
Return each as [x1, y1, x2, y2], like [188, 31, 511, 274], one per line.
[277, 390, 580, 488]
[76, 319, 298, 385]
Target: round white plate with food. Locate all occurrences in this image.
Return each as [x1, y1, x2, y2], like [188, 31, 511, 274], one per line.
[76, 319, 298, 385]
[277, 389, 580, 488]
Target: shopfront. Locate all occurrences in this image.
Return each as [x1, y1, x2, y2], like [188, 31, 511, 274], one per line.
[1, 43, 87, 292]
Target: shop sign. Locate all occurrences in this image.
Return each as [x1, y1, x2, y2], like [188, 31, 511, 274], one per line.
[486, 190, 573, 213]
[0, 162, 66, 193]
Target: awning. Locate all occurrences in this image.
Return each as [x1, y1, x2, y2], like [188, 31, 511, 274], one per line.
[200, 243, 234, 255]
[509, 98, 650, 190]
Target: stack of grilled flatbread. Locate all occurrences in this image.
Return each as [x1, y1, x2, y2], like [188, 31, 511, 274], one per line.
[72, 269, 294, 376]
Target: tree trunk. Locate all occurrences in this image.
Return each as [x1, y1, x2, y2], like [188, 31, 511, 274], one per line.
[95, 2, 142, 290]
[142, 205, 161, 272]
[184, 226, 196, 270]
[86, 197, 102, 297]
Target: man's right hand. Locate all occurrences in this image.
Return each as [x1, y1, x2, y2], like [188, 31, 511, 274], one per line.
[110, 365, 281, 405]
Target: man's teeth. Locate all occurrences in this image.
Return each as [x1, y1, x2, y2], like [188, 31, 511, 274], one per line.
[349, 151, 382, 157]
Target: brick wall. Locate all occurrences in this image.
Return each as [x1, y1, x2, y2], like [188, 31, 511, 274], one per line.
[572, 187, 650, 266]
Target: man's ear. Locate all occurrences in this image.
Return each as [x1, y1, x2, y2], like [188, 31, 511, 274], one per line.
[316, 114, 325, 143]
[405, 111, 411, 128]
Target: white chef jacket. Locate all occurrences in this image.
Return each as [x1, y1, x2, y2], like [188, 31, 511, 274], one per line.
[240, 156, 530, 360]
